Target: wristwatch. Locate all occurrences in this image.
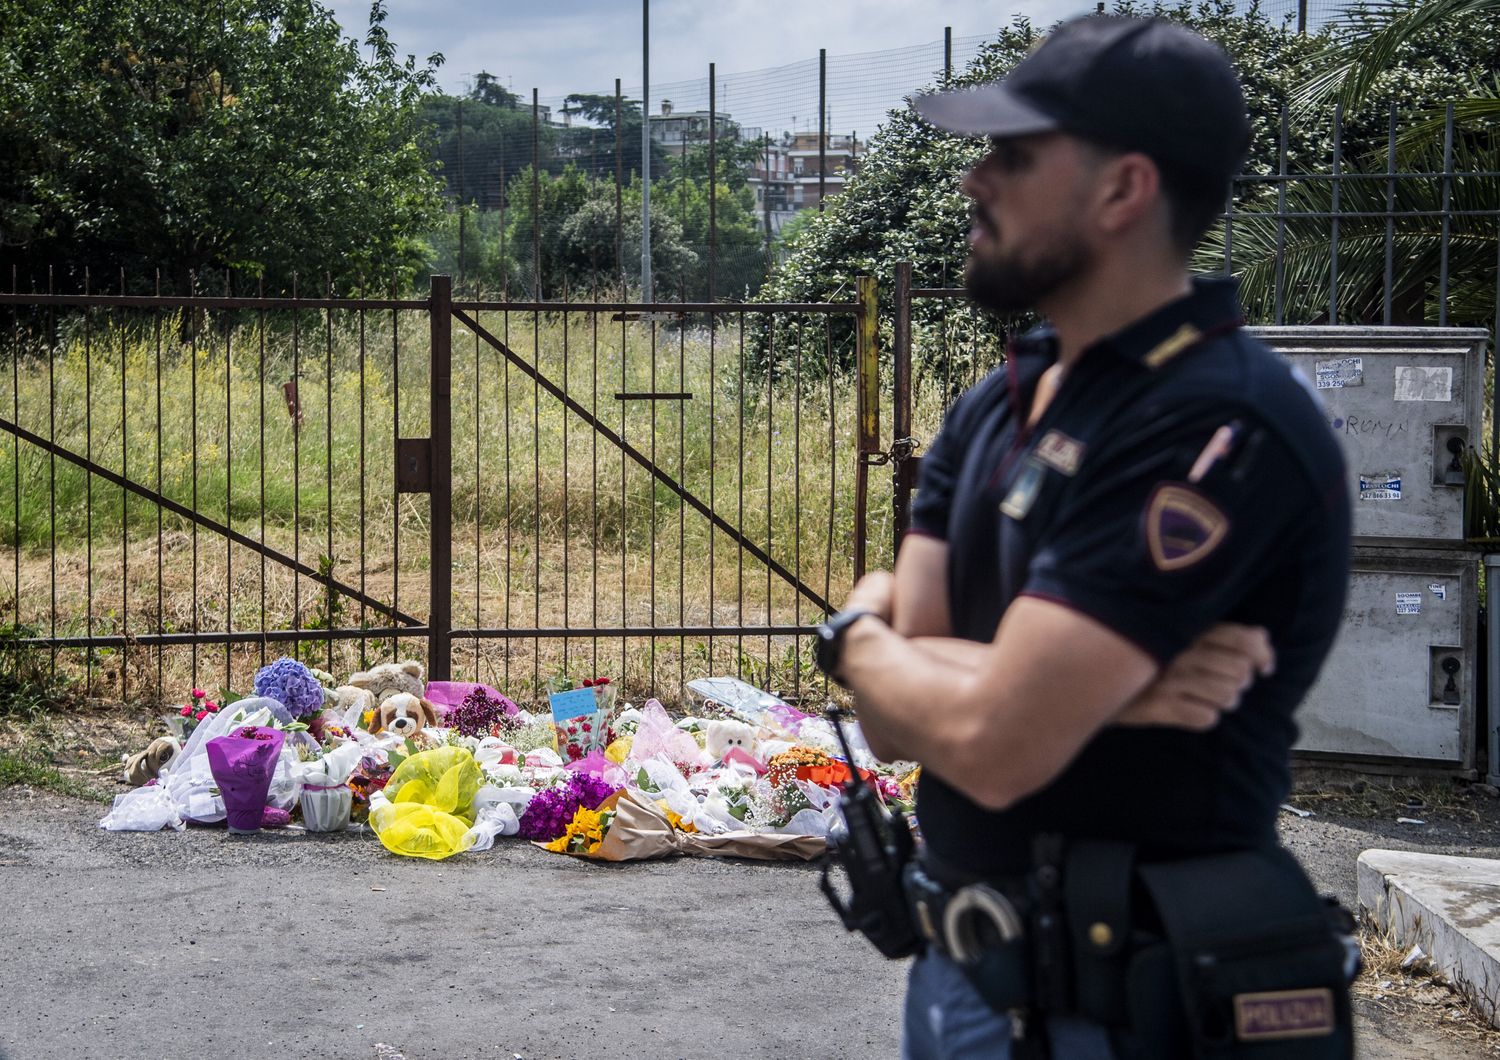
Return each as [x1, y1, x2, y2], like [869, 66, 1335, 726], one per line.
[815, 607, 882, 683]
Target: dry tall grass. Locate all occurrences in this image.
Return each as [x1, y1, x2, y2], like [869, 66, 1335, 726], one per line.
[0, 303, 962, 711]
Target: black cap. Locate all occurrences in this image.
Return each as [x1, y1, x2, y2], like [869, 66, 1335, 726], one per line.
[916, 16, 1249, 181]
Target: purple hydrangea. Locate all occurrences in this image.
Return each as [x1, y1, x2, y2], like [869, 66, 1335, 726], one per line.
[517, 773, 618, 841]
[252, 657, 326, 722]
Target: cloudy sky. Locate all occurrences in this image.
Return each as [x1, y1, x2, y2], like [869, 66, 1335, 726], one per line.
[326, 0, 1088, 134]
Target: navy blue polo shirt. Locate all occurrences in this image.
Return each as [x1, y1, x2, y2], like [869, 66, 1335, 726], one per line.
[908, 277, 1350, 879]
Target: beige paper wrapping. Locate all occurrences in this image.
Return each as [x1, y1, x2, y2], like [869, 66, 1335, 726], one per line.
[534, 788, 827, 863]
[677, 829, 826, 861]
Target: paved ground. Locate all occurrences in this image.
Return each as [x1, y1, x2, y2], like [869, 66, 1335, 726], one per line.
[3, 785, 1500, 1059]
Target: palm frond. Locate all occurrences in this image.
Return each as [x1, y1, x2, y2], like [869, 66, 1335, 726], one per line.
[1292, 0, 1500, 115]
[1201, 132, 1499, 323]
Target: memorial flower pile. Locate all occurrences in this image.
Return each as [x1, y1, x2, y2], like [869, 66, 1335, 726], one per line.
[105, 665, 919, 866]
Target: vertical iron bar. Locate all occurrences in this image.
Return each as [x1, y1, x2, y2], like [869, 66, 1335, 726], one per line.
[291, 272, 300, 666]
[1274, 107, 1288, 325]
[1438, 102, 1454, 326]
[641, 0, 652, 302]
[765, 315, 773, 683]
[531, 96, 542, 698]
[678, 292, 685, 695]
[619, 291, 627, 687]
[84, 269, 93, 696]
[854, 275, 879, 582]
[1222, 184, 1234, 275]
[1298, 0, 1308, 34]
[47, 266, 55, 678]
[154, 272, 163, 693]
[708, 287, 716, 672]
[1329, 104, 1341, 325]
[10, 268, 18, 653]
[737, 314, 745, 679]
[474, 299, 481, 676]
[392, 271, 401, 646]
[225, 271, 233, 689]
[358, 281, 367, 668]
[563, 281, 571, 679]
[591, 284, 599, 676]
[824, 316, 835, 695]
[532, 89, 541, 301]
[1384, 102, 1397, 326]
[324, 275, 334, 673]
[708, 62, 717, 302]
[457, 97, 466, 292]
[944, 27, 952, 81]
[258, 275, 267, 669]
[503, 278, 512, 691]
[793, 317, 803, 699]
[615, 80, 624, 291]
[818, 49, 827, 214]
[1492, 230, 1499, 461]
[190, 270, 200, 686]
[649, 318, 658, 692]
[430, 275, 453, 681]
[893, 261, 913, 553]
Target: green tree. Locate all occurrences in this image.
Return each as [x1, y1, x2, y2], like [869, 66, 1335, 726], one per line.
[762, 3, 1334, 315]
[0, 0, 446, 291]
[558, 93, 668, 182]
[1203, 0, 1500, 324]
[419, 77, 551, 210]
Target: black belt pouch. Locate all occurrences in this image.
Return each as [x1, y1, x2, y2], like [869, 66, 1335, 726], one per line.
[1130, 847, 1353, 1060]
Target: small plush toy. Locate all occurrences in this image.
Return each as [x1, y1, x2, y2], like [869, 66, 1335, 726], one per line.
[368, 691, 441, 739]
[705, 719, 758, 762]
[122, 735, 182, 786]
[346, 660, 426, 709]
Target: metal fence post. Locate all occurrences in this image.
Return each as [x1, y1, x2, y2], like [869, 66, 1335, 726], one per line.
[893, 262, 913, 556]
[855, 274, 880, 583]
[429, 274, 453, 680]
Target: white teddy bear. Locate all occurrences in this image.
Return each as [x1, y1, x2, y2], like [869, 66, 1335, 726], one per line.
[705, 719, 759, 762]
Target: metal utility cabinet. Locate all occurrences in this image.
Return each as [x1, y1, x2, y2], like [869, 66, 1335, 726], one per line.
[1253, 327, 1488, 547]
[1252, 327, 1490, 775]
[1294, 549, 1477, 772]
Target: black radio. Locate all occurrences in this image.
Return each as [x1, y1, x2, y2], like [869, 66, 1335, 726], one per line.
[817, 705, 921, 959]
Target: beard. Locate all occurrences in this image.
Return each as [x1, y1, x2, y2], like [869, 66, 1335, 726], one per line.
[963, 223, 1091, 316]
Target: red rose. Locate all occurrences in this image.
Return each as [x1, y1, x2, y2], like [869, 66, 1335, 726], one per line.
[180, 705, 193, 717]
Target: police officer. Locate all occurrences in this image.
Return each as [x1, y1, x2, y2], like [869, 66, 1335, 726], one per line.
[816, 15, 1351, 1059]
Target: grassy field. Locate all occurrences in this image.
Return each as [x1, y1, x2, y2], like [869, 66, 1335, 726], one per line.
[0, 304, 962, 712]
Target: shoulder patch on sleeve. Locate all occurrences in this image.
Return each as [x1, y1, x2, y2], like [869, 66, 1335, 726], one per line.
[1145, 484, 1230, 571]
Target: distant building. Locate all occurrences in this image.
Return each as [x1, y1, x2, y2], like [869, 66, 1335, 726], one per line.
[745, 131, 863, 238]
[647, 99, 740, 158]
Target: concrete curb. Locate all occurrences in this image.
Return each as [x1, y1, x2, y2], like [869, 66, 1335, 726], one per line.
[1357, 848, 1500, 1028]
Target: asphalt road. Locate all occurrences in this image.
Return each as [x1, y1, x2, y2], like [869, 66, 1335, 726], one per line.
[3, 785, 1499, 1060]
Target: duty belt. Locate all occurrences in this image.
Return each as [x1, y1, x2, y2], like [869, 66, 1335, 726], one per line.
[903, 860, 1035, 1011]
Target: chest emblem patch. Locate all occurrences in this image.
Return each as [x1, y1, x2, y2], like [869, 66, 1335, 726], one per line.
[1145, 484, 1229, 571]
[1034, 430, 1085, 476]
[1000, 458, 1047, 520]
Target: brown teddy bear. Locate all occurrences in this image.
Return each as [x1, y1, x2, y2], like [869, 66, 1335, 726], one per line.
[346, 660, 439, 738]
[122, 735, 182, 786]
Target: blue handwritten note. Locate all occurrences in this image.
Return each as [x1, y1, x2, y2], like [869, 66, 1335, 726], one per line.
[549, 687, 598, 723]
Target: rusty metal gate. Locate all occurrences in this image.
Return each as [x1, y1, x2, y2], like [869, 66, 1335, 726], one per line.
[0, 273, 873, 708]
